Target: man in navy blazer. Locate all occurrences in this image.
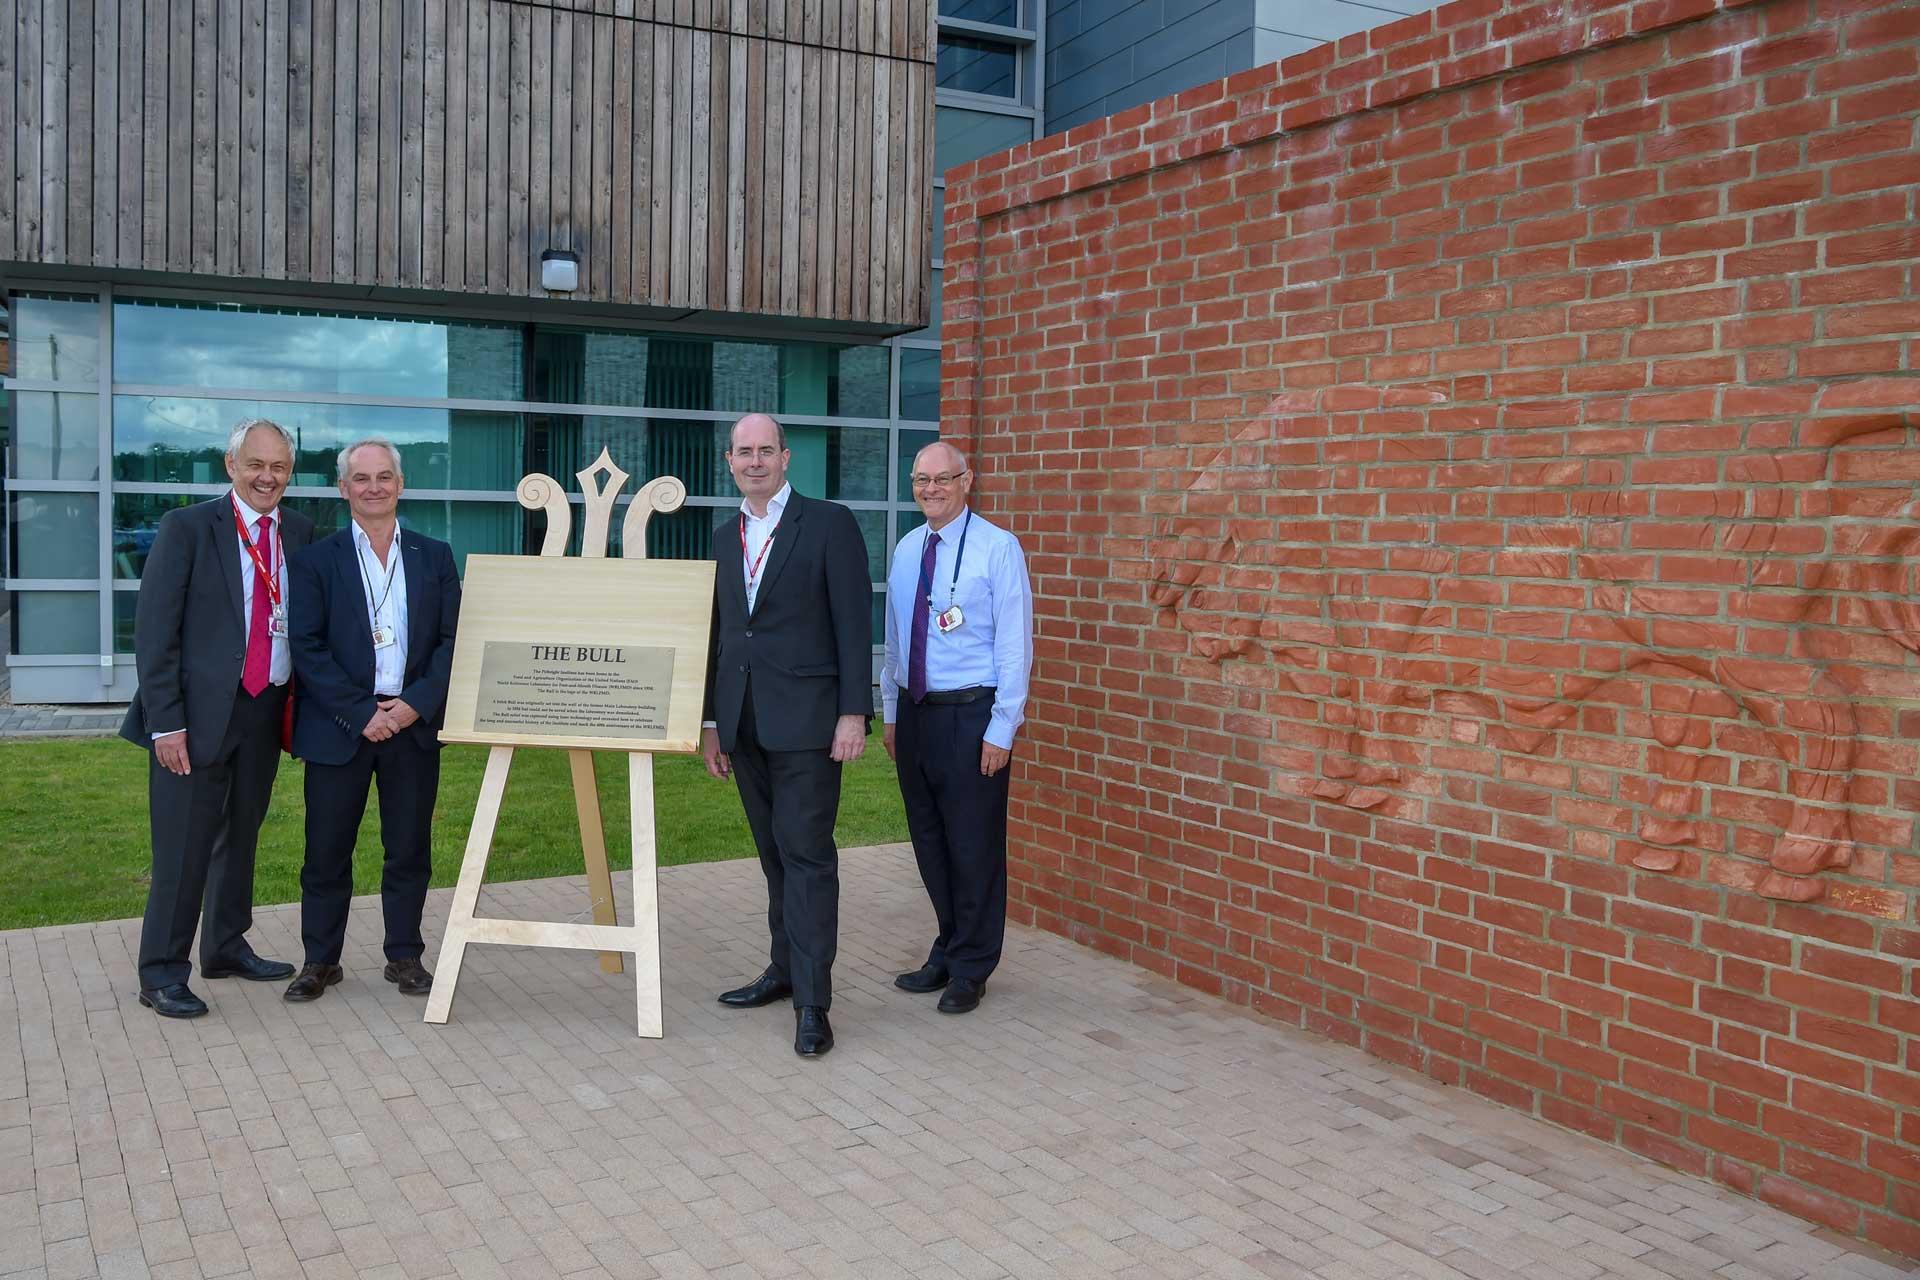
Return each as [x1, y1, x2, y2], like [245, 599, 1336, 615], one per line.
[283, 437, 460, 1003]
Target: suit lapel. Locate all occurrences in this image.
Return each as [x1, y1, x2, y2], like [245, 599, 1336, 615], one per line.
[400, 534, 428, 660]
[211, 496, 246, 625]
[750, 495, 804, 618]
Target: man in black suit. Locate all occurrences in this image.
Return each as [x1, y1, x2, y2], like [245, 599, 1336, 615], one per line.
[121, 419, 309, 1017]
[283, 438, 460, 1004]
[703, 412, 873, 1058]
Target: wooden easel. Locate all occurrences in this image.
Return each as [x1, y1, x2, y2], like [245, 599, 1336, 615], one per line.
[424, 450, 709, 1038]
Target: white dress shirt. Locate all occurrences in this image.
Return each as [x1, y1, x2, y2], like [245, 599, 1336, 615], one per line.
[233, 492, 293, 687]
[880, 507, 1033, 750]
[740, 482, 791, 614]
[351, 520, 409, 697]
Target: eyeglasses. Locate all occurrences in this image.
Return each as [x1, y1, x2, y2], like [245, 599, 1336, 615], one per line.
[730, 445, 782, 460]
[910, 470, 968, 490]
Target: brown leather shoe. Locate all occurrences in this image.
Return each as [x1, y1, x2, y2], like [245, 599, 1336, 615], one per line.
[384, 958, 433, 996]
[283, 963, 343, 1003]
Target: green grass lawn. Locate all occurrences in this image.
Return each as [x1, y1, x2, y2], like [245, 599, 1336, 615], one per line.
[0, 733, 907, 931]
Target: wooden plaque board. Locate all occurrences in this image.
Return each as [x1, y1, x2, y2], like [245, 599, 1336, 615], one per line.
[441, 555, 715, 753]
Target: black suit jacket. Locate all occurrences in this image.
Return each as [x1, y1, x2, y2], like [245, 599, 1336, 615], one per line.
[287, 526, 461, 767]
[119, 495, 317, 765]
[704, 491, 872, 754]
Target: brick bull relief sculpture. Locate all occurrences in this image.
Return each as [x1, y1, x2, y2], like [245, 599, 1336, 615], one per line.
[1147, 388, 1917, 904]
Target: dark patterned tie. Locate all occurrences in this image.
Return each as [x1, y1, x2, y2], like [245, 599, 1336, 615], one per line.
[907, 529, 940, 704]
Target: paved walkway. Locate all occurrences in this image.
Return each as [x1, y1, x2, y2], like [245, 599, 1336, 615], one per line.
[2, 846, 1913, 1280]
[0, 658, 126, 738]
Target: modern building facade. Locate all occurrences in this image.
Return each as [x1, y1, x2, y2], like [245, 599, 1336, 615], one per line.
[2, 0, 1046, 704]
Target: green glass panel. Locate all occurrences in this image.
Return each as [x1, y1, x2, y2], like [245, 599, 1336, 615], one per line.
[11, 492, 99, 579]
[531, 327, 889, 420]
[12, 295, 102, 384]
[938, 34, 1018, 98]
[935, 106, 1032, 175]
[11, 392, 101, 480]
[112, 397, 524, 491]
[114, 590, 137, 654]
[850, 508, 886, 583]
[112, 300, 523, 399]
[897, 429, 940, 500]
[13, 591, 99, 655]
[827, 428, 889, 502]
[939, 0, 1018, 22]
[112, 493, 198, 579]
[900, 350, 939, 422]
[393, 500, 523, 575]
[872, 591, 887, 647]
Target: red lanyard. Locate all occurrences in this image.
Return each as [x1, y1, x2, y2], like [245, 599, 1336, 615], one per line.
[739, 512, 780, 594]
[231, 499, 283, 607]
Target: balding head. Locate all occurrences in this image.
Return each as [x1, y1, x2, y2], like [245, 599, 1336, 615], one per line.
[909, 440, 973, 531]
[729, 412, 786, 452]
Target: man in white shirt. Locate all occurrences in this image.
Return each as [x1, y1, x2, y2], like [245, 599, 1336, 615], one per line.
[881, 443, 1033, 1014]
[120, 419, 311, 1018]
[284, 438, 461, 1003]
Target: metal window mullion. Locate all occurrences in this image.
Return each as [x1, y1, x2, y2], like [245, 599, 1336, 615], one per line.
[97, 284, 115, 682]
[936, 17, 1036, 44]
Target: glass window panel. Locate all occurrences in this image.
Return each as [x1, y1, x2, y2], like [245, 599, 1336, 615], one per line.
[114, 589, 137, 654]
[935, 105, 1033, 175]
[637, 502, 720, 562]
[899, 508, 927, 537]
[898, 429, 940, 498]
[851, 508, 887, 583]
[938, 35, 1018, 98]
[900, 350, 940, 422]
[112, 493, 197, 579]
[112, 300, 524, 399]
[872, 591, 887, 647]
[390, 500, 523, 575]
[12, 295, 102, 383]
[784, 427, 888, 504]
[834, 345, 891, 420]
[531, 328, 889, 419]
[11, 392, 101, 480]
[938, 0, 1018, 23]
[531, 416, 732, 498]
[931, 187, 946, 263]
[10, 492, 99, 579]
[14, 591, 99, 655]
[112, 396, 524, 491]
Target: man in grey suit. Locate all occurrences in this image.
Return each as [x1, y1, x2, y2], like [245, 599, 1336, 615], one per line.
[119, 419, 313, 1017]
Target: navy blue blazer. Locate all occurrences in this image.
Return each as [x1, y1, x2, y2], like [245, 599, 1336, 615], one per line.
[287, 526, 461, 766]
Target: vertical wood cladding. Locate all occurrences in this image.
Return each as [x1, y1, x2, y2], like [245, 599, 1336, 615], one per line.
[0, 0, 935, 328]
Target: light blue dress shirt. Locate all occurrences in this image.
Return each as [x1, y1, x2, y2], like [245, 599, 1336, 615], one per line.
[880, 507, 1033, 750]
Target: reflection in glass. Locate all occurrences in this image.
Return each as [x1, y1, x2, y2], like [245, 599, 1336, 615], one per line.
[114, 590, 137, 654]
[938, 0, 1018, 23]
[897, 429, 940, 500]
[112, 493, 197, 578]
[851, 508, 886, 583]
[530, 328, 889, 419]
[395, 500, 522, 575]
[12, 295, 102, 383]
[11, 493, 100, 579]
[784, 425, 887, 503]
[11, 392, 101, 480]
[14, 591, 99, 655]
[872, 592, 887, 647]
[938, 35, 1018, 98]
[935, 106, 1033, 175]
[112, 299, 523, 400]
[112, 396, 524, 491]
[900, 350, 939, 422]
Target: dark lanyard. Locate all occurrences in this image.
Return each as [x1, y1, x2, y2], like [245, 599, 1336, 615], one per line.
[356, 538, 400, 626]
[928, 510, 973, 611]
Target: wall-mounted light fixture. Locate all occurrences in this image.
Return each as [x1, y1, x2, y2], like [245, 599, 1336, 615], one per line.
[541, 248, 580, 293]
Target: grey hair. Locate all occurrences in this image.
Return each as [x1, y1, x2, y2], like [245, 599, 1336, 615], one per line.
[727, 413, 786, 452]
[913, 440, 970, 475]
[336, 436, 405, 484]
[225, 418, 295, 458]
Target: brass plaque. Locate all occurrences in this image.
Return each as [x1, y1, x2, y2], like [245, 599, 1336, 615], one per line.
[474, 641, 676, 740]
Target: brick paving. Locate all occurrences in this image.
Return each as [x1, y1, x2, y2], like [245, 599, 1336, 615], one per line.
[1, 845, 1914, 1280]
[0, 660, 126, 739]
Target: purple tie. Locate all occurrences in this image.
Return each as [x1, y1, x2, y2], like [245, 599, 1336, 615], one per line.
[907, 529, 940, 704]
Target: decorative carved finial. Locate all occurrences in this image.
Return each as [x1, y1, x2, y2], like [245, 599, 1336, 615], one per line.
[575, 448, 632, 559]
[621, 476, 688, 562]
[516, 472, 571, 557]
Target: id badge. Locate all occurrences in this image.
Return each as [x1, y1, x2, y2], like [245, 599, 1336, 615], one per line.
[267, 604, 288, 638]
[371, 625, 395, 650]
[935, 604, 965, 634]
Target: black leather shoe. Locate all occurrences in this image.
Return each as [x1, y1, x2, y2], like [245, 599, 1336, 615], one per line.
[137, 983, 208, 1019]
[894, 962, 950, 993]
[384, 958, 433, 995]
[718, 968, 794, 1008]
[201, 952, 295, 982]
[795, 1006, 834, 1057]
[283, 963, 344, 1003]
[938, 977, 985, 1014]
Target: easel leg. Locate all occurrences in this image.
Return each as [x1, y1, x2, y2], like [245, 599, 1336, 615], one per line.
[570, 749, 624, 974]
[425, 744, 515, 1025]
[629, 752, 663, 1038]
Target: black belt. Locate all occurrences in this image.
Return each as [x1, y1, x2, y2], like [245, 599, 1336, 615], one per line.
[919, 686, 995, 706]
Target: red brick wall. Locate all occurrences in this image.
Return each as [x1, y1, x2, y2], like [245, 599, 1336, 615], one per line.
[944, 0, 1920, 1255]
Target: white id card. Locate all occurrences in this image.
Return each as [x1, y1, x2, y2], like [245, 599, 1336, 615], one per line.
[935, 604, 965, 634]
[371, 625, 395, 650]
[267, 604, 288, 637]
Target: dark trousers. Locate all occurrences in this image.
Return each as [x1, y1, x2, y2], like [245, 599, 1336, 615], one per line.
[137, 683, 289, 989]
[299, 733, 439, 966]
[895, 697, 1010, 982]
[730, 686, 842, 1008]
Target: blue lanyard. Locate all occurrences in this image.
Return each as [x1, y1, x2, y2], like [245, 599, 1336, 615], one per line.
[928, 510, 972, 610]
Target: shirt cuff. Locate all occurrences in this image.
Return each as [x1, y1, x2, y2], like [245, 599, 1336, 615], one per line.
[151, 729, 184, 741]
[702, 720, 716, 730]
[983, 723, 1014, 751]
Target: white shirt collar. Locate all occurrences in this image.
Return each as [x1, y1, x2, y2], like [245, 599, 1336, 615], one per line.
[740, 482, 792, 522]
[350, 519, 400, 554]
[230, 490, 279, 531]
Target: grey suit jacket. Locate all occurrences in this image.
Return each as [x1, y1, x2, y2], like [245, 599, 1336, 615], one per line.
[119, 495, 317, 766]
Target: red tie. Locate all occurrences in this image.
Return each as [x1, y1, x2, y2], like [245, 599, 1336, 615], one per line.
[242, 516, 274, 697]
